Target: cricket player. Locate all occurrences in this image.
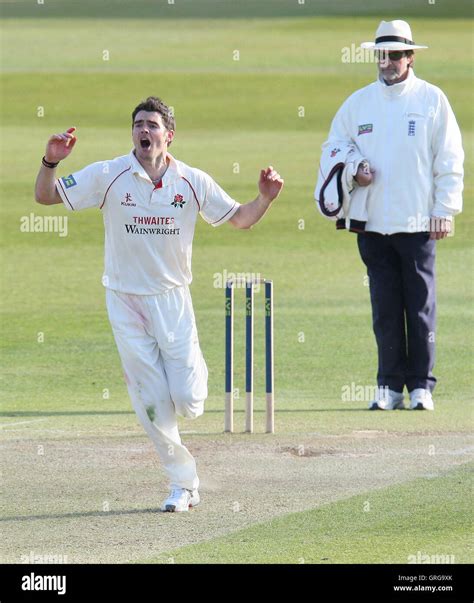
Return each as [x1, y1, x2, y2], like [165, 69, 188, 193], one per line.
[35, 96, 284, 511]
[317, 20, 464, 411]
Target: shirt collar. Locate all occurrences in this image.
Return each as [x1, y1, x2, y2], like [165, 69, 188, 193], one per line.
[128, 151, 181, 186]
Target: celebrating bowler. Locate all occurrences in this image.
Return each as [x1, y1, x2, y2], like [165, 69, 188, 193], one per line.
[35, 96, 284, 512]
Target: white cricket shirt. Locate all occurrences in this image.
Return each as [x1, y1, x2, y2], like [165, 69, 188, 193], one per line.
[56, 152, 240, 294]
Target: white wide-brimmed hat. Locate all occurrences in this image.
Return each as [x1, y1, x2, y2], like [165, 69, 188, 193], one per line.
[361, 20, 428, 51]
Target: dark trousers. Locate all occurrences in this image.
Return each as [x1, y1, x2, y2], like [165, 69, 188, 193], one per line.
[357, 232, 437, 393]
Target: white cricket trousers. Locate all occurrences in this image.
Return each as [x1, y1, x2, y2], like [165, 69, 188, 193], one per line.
[105, 286, 208, 491]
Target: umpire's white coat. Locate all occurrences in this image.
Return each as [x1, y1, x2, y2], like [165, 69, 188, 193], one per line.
[318, 69, 464, 234]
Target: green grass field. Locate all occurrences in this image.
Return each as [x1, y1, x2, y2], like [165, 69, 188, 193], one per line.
[1, 0, 473, 569]
[142, 464, 473, 564]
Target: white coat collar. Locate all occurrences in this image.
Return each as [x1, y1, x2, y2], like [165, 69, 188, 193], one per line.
[377, 68, 416, 99]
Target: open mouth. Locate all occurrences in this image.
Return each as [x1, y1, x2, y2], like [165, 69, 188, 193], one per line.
[140, 138, 151, 149]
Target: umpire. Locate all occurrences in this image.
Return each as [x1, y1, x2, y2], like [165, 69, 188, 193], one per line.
[320, 20, 464, 410]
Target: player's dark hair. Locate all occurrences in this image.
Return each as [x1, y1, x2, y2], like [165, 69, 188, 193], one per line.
[132, 97, 176, 132]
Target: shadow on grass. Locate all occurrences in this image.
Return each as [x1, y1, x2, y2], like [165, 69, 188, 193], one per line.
[0, 408, 370, 418]
[1, 508, 165, 523]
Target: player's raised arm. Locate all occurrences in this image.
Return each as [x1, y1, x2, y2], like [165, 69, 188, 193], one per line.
[35, 127, 77, 205]
[229, 166, 284, 229]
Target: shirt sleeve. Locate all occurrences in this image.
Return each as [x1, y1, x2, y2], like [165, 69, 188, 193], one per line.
[56, 161, 105, 211]
[431, 91, 464, 218]
[198, 172, 240, 227]
[325, 97, 355, 146]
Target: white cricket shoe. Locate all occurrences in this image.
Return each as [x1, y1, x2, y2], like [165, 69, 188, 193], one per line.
[409, 388, 434, 411]
[369, 387, 405, 410]
[162, 488, 200, 512]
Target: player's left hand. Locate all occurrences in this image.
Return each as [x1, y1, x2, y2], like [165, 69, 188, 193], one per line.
[259, 166, 284, 202]
[429, 217, 451, 240]
[355, 160, 374, 186]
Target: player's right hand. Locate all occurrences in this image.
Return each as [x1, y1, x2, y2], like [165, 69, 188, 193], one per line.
[44, 127, 77, 163]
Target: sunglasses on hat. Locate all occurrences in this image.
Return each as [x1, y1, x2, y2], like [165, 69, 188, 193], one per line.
[375, 50, 407, 61]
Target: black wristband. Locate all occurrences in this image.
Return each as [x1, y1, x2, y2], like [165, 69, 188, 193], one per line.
[42, 156, 59, 169]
